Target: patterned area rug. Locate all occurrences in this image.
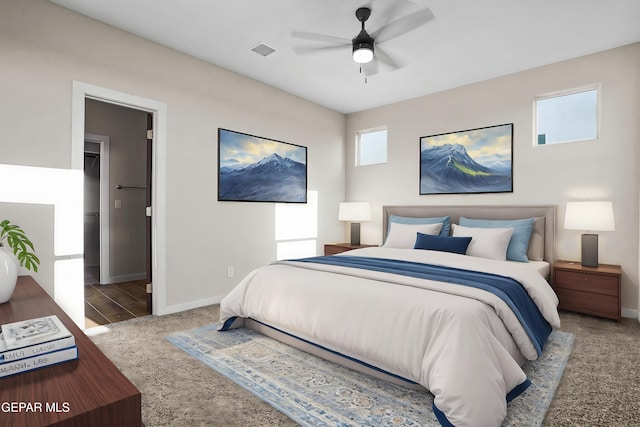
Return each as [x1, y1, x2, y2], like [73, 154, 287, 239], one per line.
[167, 324, 574, 427]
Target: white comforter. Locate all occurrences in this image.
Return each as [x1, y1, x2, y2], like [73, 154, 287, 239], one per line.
[219, 247, 560, 426]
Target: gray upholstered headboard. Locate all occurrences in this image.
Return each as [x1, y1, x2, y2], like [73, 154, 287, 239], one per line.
[382, 205, 557, 265]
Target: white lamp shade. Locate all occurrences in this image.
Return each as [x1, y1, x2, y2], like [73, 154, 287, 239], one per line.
[564, 201, 615, 231]
[353, 48, 373, 64]
[338, 202, 371, 222]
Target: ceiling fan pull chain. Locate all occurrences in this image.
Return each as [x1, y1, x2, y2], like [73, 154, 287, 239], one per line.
[358, 66, 368, 84]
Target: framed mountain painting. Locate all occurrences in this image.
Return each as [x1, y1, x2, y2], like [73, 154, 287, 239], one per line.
[419, 123, 513, 195]
[218, 128, 307, 203]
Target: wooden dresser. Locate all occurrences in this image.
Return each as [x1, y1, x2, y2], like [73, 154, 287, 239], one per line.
[0, 276, 142, 427]
[552, 260, 621, 321]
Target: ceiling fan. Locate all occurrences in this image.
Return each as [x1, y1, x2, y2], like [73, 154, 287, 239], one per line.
[291, 4, 435, 77]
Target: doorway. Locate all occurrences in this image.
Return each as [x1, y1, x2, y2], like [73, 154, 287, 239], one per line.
[83, 99, 152, 328]
[83, 144, 101, 284]
[72, 80, 167, 328]
[83, 134, 110, 285]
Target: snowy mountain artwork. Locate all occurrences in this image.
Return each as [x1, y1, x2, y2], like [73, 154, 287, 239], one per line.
[420, 123, 513, 195]
[218, 129, 307, 203]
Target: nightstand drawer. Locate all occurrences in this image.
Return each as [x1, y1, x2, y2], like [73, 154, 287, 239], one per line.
[554, 270, 619, 296]
[555, 288, 619, 319]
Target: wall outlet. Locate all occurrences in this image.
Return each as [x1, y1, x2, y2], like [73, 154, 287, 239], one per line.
[115, 199, 122, 209]
[227, 266, 234, 278]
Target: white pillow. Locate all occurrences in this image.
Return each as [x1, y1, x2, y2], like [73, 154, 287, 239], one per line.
[451, 224, 514, 261]
[383, 222, 443, 249]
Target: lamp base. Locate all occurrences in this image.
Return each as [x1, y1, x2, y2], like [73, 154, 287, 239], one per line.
[350, 223, 361, 246]
[581, 233, 598, 267]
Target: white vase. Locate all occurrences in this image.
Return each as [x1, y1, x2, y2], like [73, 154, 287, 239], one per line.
[0, 245, 18, 303]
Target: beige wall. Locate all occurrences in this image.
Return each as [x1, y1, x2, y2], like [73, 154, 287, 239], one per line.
[346, 43, 640, 316]
[0, 0, 346, 317]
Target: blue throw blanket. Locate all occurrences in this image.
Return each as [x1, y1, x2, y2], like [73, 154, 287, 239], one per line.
[292, 255, 552, 356]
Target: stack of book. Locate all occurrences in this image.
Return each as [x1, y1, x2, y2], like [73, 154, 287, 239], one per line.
[0, 315, 78, 378]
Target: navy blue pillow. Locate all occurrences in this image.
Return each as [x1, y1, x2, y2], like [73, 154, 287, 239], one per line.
[414, 232, 472, 255]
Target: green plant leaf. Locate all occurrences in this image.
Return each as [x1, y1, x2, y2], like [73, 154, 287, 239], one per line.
[0, 220, 40, 272]
[20, 253, 40, 272]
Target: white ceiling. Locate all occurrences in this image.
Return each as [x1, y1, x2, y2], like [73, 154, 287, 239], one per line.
[49, 0, 640, 114]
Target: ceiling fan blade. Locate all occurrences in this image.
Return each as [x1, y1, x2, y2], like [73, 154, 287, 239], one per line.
[375, 46, 404, 70]
[292, 44, 350, 56]
[291, 30, 351, 46]
[371, 8, 434, 43]
[370, 1, 408, 29]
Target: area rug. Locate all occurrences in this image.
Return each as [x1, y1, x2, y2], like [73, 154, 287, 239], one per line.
[167, 324, 574, 427]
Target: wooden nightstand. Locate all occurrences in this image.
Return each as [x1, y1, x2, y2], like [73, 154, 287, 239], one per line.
[552, 260, 621, 321]
[324, 243, 377, 256]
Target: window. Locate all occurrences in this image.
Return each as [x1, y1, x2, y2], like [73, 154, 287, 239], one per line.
[357, 128, 387, 166]
[535, 86, 599, 145]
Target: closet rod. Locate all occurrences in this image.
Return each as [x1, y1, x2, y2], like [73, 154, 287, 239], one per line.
[116, 184, 147, 190]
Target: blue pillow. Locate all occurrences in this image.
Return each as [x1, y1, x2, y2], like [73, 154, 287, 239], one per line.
[414, 232, 472, 255]
[458, 217, 534, 262]
[389, 215, 451, 237]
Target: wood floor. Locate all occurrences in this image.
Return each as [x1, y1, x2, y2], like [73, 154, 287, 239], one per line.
[84, 271, 149, 329]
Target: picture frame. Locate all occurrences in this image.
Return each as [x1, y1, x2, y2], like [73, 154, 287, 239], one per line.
[218, 128, 307, 203]
[419, 123, 513, 195]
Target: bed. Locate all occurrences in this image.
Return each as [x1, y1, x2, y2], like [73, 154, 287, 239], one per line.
[219, 205, 560, 426]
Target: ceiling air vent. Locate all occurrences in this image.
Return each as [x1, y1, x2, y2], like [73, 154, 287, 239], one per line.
[251, 42, 276, 57]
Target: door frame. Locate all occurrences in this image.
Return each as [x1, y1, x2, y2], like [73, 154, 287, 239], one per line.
[72, 81, 167, 316]
[145, 113, 153, 314]
[84, 133, 111, 285]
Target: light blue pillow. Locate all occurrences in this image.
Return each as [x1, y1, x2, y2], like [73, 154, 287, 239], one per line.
[458, 217, 535, 262]
[389, 215, 451, 237]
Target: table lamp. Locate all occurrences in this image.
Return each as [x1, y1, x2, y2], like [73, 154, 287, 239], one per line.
[338, 202, 371, 245]
[564, 201, 615, 267]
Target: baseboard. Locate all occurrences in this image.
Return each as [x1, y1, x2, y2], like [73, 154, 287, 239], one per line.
[100, 272, 146, 285]
[156, 294, 225, 316]
[621, 307, 639, 320]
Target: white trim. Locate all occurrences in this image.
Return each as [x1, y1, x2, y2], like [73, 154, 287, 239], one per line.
[100, 272, 147, 284]
[84, 133, 111, 285]
[534, 83, 601, 102]
[72, 81, 167, 317]
[621, 307, 638, 320]
[160, 294, 226, 316]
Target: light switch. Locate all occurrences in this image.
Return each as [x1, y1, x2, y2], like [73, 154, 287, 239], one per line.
[115, 200, 122, 209]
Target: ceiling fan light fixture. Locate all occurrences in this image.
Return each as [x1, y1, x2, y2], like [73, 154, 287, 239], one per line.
[353, 44, 374, 63]
[352, 8, 374, 64]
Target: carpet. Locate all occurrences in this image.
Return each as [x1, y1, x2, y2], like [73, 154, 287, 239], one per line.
[167, 324, 574, 427]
